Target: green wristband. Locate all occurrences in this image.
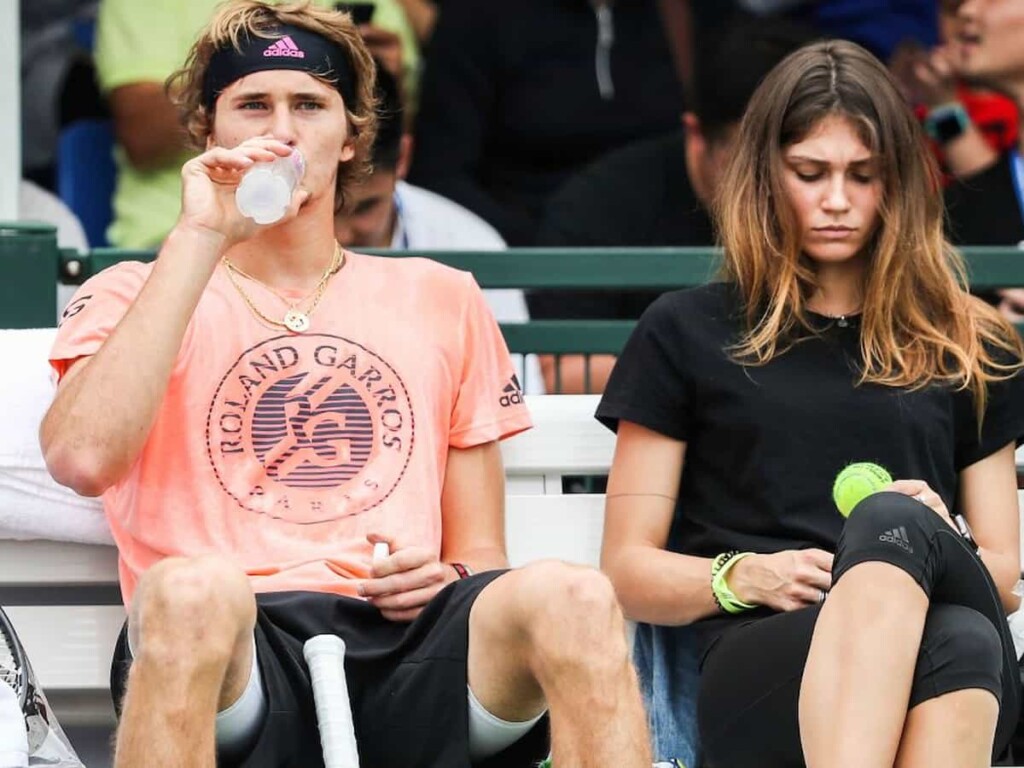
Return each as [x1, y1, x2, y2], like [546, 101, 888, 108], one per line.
[711, 551, 757, 614]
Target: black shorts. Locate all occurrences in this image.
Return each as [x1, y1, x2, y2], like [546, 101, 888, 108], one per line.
[697, 492, 1020, 768]
[111, 570, 550, 768]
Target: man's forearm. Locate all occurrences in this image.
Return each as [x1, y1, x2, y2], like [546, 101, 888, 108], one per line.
[42, 226, 226, 495]
[395, 0, 437, 43]
[110, 83, 191, 171]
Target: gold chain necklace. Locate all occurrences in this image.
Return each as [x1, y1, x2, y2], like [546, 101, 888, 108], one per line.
[223, 243, 344, 333]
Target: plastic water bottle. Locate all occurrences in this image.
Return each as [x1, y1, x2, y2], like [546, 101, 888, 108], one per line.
[235, 148, 305, 225]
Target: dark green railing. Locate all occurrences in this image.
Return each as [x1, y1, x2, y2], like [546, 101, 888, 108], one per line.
[5, 221, 1024, 355]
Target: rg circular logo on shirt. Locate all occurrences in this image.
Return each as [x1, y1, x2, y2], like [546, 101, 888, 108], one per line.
[206, 335, 414, 524]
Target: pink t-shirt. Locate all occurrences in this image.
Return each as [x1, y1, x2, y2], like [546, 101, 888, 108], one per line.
[50, 252, 531, 606]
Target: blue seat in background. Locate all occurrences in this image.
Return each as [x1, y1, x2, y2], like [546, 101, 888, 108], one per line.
[57, 119, 116, 248]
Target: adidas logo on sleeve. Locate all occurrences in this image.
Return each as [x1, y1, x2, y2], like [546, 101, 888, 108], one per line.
[263, 36, 306, 58]
[499, 375, 524, 407]
[879, 526, 913, 554]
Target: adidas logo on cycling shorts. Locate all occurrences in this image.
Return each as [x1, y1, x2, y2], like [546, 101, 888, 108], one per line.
[879, 526, 913, 553]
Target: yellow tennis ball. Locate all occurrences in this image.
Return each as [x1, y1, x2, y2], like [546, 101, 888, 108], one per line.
[832, 462, 893, 518]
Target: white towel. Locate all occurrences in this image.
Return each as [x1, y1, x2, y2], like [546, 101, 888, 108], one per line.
[0, 680, 27, 767]
[0, 329, 110, 545]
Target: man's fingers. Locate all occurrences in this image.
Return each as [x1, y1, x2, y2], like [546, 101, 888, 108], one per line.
[380, 607, 421, 623]
[370, 546, 434, 578]
[362, 561, 445, 596]
[366, 531, 396, 548]
[194, 145, 278, 174]
[370, 585, 438, 612]
[193, 148, 256, 171]
[233, 136, 295, 156]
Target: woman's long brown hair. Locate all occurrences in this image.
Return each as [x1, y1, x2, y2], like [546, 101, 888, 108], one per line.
[715, 39, 1023, 420]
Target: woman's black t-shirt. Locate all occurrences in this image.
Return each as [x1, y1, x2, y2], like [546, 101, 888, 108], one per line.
[597, 281, 1024, 565]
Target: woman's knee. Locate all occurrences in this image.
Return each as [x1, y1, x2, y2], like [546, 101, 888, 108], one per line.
[836, 491, 945, 578]
[844, 491, 937, 541]
[913, 604, 1003, 705]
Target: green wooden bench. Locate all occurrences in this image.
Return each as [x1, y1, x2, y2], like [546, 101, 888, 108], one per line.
[4, 221, 1024, 353]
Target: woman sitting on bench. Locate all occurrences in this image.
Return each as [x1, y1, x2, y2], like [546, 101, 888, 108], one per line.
[599, 39, 1024, 768]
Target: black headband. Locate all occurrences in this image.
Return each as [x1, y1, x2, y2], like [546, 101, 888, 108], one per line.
[202, 24, 357, 113]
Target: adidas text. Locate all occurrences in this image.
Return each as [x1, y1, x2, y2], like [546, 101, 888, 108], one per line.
[878, 526, 913, 553]
[500, 391, 524, 407]
[264, 37, 306, 58]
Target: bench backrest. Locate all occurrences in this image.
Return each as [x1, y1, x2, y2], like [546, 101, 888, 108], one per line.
[4, 223, 1024, 347]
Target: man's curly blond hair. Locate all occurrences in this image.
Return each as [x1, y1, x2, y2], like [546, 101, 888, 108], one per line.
[167, 0, 378, 210]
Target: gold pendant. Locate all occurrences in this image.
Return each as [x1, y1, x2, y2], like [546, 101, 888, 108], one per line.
[283, 310, 310, 333]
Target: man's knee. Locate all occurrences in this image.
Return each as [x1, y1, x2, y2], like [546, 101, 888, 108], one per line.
[133, 556, 254, 660]
[516, 561, 628, 659]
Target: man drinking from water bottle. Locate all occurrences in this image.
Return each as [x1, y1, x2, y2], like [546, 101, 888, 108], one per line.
[39, 2, 651, 766]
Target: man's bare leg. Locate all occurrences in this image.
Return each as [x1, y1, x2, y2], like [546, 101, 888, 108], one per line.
[468, 561, 650, 767]
[114, 556, 257, 768]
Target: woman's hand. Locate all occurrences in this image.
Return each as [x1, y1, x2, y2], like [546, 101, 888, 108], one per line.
[177, 137, 308, 247]
[729, 549, 834, 612]
[886, 479, 957, 530]
[358, 533, 456, 622]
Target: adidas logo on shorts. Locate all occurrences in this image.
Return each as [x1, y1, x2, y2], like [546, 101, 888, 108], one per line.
[879, 526, 913, 553]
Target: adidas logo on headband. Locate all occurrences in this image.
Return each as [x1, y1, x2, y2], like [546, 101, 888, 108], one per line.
[263, 36, 306, 58]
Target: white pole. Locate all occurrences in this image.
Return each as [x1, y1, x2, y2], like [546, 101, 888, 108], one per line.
[0, 0, 20, 221]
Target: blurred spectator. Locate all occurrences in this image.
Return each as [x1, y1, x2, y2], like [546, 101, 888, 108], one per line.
[338, 1, 421, 104]
[811, 0, 937, 62]
[19, 180, 88, 253]
[20, 0, 101, 189]
[891, 0, 1016, 182]
[408, 0, 683, 246]
[395, 0, 437, 44]
[943, 0, 1024, 320]
[740, 0, 939, 63]
[94, 0, 417, 249]
[528, 20, 815, 394]
[335, 66, 544, 393]
[659, 0, 937, 100]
